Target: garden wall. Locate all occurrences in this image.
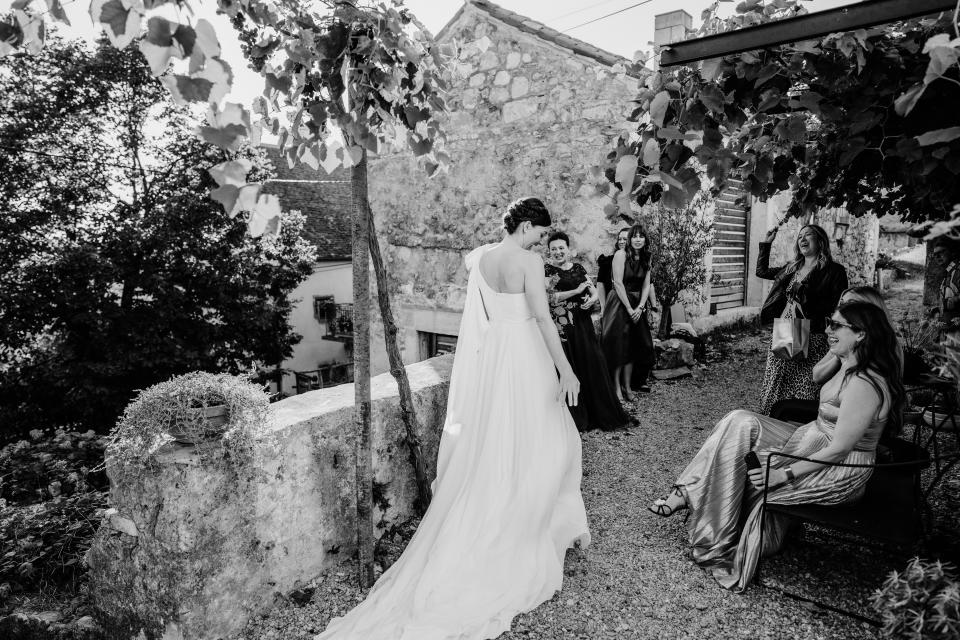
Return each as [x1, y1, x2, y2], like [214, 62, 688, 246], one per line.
[85, 355, 454, 640]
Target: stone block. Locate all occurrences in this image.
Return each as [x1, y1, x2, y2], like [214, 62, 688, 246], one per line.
[652, 366, 692, 380]
[657, 338, 695, 369]
[576, 183, 596, 198]
[494, 70, 511, 86]
[104, 508, 139, 537]
[462, 88, 479, 110]
[479, 50, 499, 71]
[506, 51, 522, 69]
[489, 87, 510, 104]
[86, 357, 455, 640]
[469, 73, 486, 88]
[511, 76, 529, 99]
[582, 104, 610, 120]
[538, 108, 557, 124]
[502, 97, 540, 123]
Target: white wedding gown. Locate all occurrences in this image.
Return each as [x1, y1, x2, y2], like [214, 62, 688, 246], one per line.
[317, 244, 590, 640]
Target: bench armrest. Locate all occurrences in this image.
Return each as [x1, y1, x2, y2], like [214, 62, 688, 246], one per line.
[759, 451, 932, 507]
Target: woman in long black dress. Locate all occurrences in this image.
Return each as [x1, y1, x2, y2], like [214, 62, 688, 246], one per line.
[601, 224, 656, 402]
[545, 232, 636, 431]
[597, 228, 629, 315]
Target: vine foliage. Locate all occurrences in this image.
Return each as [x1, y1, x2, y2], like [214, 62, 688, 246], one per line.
[602, 0, 960, 239]
[1, 0, 451, 236]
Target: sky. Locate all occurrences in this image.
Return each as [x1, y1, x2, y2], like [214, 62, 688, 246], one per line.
[3, 0, 859, 106]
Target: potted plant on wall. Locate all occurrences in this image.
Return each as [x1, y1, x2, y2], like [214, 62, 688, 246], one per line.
[109, 372, 270, 472]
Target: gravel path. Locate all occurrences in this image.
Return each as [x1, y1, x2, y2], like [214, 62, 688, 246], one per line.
[235, 322, 898, 640]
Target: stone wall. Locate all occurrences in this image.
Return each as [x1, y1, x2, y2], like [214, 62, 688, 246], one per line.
[86, 356, 454, 640]
[768, 212, 879, 288]
[367, 6, 639, 371]
[879, 231, 920, 255]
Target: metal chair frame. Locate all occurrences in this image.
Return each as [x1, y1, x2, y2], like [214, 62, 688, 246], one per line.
[751, 402, 944, 625]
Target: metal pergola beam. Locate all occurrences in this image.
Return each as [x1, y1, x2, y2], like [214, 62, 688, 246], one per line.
[660, 0, 956, 67]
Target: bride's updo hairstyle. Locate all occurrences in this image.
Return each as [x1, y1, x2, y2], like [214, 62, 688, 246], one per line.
[502, 197, 551, 234]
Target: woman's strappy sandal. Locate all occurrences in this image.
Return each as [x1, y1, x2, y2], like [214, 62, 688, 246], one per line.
[647, 486, 688, 518]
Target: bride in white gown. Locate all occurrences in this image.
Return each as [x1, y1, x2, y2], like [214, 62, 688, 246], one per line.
[317, 197, 591, 640]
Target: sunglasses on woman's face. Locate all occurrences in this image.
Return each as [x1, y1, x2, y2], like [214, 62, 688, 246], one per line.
[824, 316, 858, 331]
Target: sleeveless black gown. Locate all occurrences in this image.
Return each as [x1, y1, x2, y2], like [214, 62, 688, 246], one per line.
[545, 262, 636, 431]
[600, 254, 656, 389]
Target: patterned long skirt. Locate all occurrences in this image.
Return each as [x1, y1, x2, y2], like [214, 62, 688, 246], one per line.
[757, 332, 829, 415]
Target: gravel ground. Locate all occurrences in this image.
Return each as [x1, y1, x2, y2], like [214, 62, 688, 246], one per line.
[235, 273, 960, 640]
[235, 319, 916, 640]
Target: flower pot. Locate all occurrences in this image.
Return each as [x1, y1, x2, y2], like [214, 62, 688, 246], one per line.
[168, 404, 229, 444]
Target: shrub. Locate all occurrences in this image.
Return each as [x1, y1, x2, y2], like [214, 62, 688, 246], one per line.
[876, 252, 898, 270]
[0, 430, 109, 592]
[872, 557, 960, 639]
[0, 430, 108, 506]
[638, 194, 714, 338]
[0, 42, 315, 442]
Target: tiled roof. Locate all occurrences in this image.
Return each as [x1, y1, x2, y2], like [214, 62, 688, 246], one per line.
[437, 0, 636, 72]
[262, 148, 353, 262]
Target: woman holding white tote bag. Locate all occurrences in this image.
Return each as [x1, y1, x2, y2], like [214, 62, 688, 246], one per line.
[756, 224, 847, 414]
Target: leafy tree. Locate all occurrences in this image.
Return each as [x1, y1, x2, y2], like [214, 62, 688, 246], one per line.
[598, 1, 960, 236]
[0, 38, 316, 438]
[638, 195, 714, 338]
[5, 0, 452, 587]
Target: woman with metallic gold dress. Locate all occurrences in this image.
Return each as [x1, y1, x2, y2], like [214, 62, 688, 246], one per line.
[647, 301, 904, 592]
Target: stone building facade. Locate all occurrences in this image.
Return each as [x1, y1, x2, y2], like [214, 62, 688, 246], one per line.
[367, 0, 643, 370]
[358, 0, 881, 372]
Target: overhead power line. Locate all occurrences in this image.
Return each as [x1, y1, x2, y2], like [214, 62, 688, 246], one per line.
[546, 0, 626, 24]
[562, 0, 657, 33]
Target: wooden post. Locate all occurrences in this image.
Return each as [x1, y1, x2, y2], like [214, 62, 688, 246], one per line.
[351, 152, 374, 588]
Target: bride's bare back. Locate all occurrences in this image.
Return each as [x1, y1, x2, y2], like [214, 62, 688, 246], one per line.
[478, 243, 532, 294]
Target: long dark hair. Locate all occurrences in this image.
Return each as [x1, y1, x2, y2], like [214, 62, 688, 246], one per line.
[837, 301, 905, 436]
[624, 224, 651, 269]
[787, 224, 832, 274]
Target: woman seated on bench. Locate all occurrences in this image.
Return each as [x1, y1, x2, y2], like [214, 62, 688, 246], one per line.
[648, 301, 905, 592]
[812, 285, 902, 384]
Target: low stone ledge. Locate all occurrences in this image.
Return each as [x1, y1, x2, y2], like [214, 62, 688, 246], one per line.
[692, 306, 760, 335]
[86, 355, 454, 640]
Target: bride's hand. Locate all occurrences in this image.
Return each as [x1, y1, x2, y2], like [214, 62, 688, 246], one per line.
[558, 367, 580, 407]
